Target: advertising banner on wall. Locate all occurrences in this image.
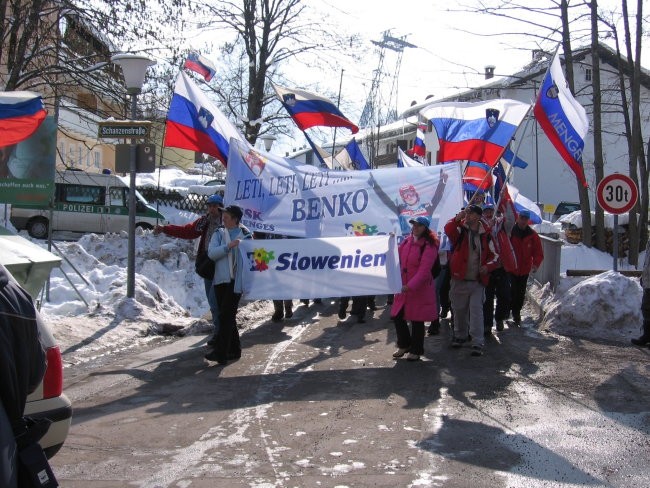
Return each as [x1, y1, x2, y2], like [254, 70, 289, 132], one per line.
[0, 115, 56, 206]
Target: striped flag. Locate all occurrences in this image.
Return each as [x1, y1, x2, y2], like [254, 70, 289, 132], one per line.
[534, 50, 589, 187]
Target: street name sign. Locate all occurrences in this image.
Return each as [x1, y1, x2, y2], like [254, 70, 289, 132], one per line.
[98, 121, 151, 139]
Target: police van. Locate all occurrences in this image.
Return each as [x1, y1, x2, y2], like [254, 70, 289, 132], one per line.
[11, 170, 168, 239]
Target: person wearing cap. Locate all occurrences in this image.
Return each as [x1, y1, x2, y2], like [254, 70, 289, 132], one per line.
[205, 205, 252, 365]
[508, 210, 544, 326]
[390, 215, 440, 362]
[444, 204, 499, 356]
[481, 203, 511, 334]
[153, 193, 224, 345]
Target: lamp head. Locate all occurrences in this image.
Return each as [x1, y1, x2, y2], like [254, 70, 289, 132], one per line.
[111, 54, 156, 94]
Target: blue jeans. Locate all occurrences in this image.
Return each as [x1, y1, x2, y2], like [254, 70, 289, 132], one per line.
[204, 278, 220, 337]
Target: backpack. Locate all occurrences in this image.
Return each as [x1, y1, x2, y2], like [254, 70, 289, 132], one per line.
[418, 243, 442, 278]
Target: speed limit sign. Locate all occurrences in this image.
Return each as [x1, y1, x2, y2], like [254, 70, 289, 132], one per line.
[596, 173, 638, 214]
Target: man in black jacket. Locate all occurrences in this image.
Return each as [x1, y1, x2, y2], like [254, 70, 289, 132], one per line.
[0, 265, 46, 488]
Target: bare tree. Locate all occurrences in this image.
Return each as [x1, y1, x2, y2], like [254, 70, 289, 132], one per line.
[200, 0, 358, 146]
[590, 0, 606, 251]
[1, 0, 192, 113]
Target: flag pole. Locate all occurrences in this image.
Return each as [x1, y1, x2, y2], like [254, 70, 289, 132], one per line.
[495, 105, 535, 209]
[303, 131, 329, 168]
[331, 69, 345, 168]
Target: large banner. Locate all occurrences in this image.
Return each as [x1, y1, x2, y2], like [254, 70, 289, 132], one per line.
[225, 139, 464, 239]
[0, 115, 56, 205]
[239, 235, 401, 300]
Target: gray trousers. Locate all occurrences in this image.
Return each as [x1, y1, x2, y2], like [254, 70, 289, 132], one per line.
[450, 279, 485, 347]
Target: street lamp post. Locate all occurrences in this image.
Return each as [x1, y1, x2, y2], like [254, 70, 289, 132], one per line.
[111, 54, 156, 299]
[259, 133, 276, 152]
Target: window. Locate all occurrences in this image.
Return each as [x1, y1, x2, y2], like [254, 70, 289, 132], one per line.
[94, 152, 100, 169]
[585, 68, 592, 82]
[60, 184, 105, 205]
[109, 187, 126, 207]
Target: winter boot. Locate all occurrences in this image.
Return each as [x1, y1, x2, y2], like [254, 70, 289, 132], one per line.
[631, 324, 650, 346]
[427, 320, 440, 336]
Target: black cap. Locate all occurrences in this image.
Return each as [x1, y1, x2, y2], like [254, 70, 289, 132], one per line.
[224, 205, 243, 221]
[466, 204, 483, 216]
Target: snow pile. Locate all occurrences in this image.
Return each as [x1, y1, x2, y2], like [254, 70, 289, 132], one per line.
[536, 271, 642, 343]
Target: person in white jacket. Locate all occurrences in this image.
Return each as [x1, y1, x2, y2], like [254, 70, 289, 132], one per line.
[204, 205, 252, 365]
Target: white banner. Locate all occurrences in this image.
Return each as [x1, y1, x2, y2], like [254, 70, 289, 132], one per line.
[225, 139, 464, 239]
[239, 235, 401, 300]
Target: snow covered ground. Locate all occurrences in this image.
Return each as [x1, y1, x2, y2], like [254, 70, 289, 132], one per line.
[2, 168, 646, 368]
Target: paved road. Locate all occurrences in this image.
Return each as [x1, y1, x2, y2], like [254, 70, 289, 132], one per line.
[51, 298, 650, 487]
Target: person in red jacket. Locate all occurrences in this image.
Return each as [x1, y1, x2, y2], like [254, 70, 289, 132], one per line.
[444, 204, 499, 356]
[391, 216, 440, 362]
[508, 210, 544, 326]
[154, 194, 224, 344]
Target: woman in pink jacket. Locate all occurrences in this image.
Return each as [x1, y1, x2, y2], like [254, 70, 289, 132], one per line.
[391, 216, 440, 361]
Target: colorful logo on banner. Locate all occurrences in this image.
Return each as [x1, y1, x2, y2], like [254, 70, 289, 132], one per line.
[250, 247, 275, 272]
[345, 221, 380, 236]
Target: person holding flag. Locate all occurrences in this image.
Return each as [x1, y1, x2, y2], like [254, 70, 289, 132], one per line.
[444, 205, 499, 357]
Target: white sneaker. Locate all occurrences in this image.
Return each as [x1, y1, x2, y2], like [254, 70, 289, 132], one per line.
[405, 353, 421, 361]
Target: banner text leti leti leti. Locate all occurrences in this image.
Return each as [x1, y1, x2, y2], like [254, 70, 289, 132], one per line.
[234, 172, 353, 200]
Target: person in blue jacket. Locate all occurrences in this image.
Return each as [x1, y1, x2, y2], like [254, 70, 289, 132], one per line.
[205, 205, 252, 365]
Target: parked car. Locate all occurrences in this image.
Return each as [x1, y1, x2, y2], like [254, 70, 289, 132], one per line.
[1, 266, 72, 459]
[553, 201, 581, 221]
[188, 177, 226, 196]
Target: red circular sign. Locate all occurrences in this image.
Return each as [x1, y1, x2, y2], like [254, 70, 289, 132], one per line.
[596, 173, 638, 214]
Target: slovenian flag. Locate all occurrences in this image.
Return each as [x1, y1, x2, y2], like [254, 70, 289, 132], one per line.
[273, 84, 359, 134]
[462, 161, 492, 192]
[421, 99, 530, 166]
[534, 50, 589, 187]
[412, 122, 427, 162]
[183, 51, 217, 82]
[0, 91, 47, 147]
[164, 72, 247, 165]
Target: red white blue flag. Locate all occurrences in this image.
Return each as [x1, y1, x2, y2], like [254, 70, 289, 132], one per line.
[164, 72, 248, 165]
[462, 161, 491, 192]
[183, 51, 217, 82]
[0, 91, 47, 147]
[421, 99, 529, 166]
[534, 51, 589, 187]
[273, 84, 359, 134]
[411, 122, 427, 162]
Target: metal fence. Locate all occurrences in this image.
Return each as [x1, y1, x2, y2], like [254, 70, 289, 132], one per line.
[138, 187, 218, 214]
